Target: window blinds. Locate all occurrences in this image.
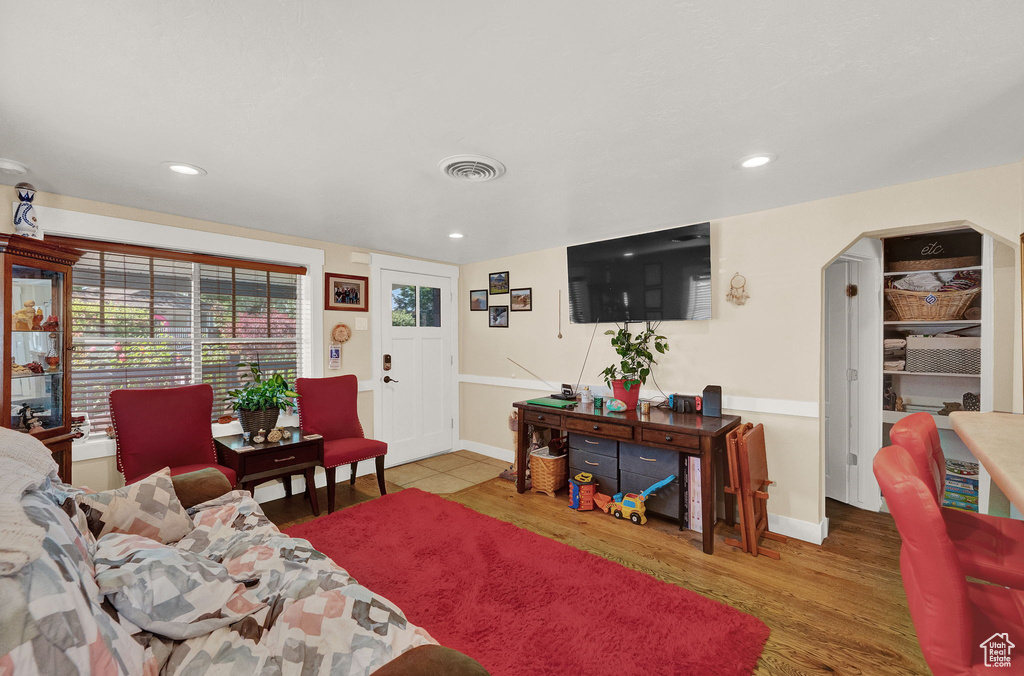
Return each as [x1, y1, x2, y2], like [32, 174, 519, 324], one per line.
[70, 246, 305, 429]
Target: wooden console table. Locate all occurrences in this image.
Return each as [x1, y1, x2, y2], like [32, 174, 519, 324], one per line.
[514, 400, 741, 554]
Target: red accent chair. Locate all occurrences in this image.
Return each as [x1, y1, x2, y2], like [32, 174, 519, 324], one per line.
[295, 375, 387, 513]
[110, 384, 237, 486]
[874, 445, 1024, 675]
[890, 412, 1024, 589]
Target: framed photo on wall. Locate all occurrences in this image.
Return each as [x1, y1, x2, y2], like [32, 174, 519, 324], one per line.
[510, 287, 532, 311]
[470, 289, 488, 311]
[324, 273, 369, 312]
[489, 305, 509, 327]
[489, 271, 509, 294]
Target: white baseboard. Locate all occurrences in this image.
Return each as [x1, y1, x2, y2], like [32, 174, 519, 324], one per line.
[457, 439, 514, 464]
[768, 513, 829, 545]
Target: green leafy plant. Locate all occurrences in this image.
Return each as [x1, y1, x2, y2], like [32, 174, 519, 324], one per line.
[599, 326, 669, 391]
[227, 361, 299, 412]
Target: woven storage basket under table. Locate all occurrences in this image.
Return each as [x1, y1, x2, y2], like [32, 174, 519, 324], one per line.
[888, 256, 980, 272]
[530, 450, 568, 498]
[885, 287, 980, 321]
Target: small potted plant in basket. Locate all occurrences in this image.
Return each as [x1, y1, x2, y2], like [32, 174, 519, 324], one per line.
[599, 325, 669, 410]
[227, 361, 299, 434]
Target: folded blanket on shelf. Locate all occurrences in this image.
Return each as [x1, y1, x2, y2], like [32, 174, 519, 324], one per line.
[883, 338, 907, 350]
[884, 360, 906, 371]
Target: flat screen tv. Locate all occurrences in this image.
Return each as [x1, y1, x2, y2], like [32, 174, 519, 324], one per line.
[567, 222, 711, 324]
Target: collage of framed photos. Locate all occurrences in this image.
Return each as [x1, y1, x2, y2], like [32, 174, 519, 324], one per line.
[470, 271, 531, 327]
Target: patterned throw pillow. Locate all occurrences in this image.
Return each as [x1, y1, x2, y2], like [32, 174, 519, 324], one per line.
[79, 468, 193, 544]
[94, 533, 265, 640]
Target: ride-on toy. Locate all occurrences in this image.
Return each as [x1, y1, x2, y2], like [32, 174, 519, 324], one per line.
[594, 474, 676, 525]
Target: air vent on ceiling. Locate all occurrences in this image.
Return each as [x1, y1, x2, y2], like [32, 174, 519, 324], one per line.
[438, 155, 505, 182]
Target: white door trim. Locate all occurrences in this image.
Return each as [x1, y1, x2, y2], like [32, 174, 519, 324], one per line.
[370, 254, 460, 454]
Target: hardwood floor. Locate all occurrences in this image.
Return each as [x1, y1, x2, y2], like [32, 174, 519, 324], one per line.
[262, 476, 927, 675]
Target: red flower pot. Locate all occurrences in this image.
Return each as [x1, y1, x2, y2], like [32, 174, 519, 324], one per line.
[611, 379, 642, 410]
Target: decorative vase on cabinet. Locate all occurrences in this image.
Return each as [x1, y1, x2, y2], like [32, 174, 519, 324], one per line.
[0, 235, 83, 482]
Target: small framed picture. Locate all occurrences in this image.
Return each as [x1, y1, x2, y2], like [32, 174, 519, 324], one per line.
[489, 271, 509, 294]
[324, 273, 369, 312]
[470, 289, 488, 311]
[489, 305, 509, 327]
[510, 287, 532, 311]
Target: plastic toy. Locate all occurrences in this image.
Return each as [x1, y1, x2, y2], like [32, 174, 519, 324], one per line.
[598, 474, 676, 525]
[568, 472, 597, 511]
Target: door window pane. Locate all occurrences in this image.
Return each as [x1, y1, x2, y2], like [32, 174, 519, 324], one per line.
[391, 284, 416, 326]
[419, 286, 441, 327]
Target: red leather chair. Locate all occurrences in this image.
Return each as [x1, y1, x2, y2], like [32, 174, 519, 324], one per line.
[109, 384, 237, 486]
[874, 445, 1024, 675]
[295, 375, 387, 513]
[890, 412, 1024, 589]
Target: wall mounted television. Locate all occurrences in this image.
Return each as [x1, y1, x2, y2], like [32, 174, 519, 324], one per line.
[567, 222, 711, 324]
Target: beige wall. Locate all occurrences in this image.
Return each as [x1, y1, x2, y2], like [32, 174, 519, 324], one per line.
[1, 185, 377, 491]
[459, 161, 1024, 528]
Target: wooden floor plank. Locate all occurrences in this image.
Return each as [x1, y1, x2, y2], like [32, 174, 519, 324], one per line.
[261, 476, 927, 675]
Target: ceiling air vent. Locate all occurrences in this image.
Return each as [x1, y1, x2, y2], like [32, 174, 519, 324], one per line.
[438, 155, 505, 182]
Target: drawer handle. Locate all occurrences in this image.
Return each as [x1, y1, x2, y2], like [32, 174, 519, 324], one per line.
[584, 460, 600, 466]
[536, 415, 544, 420]
[274, 456, 296, 463]
[665, 435, 673, 442]
[639, 456, 657, 462]
[592, 425, 599, 431]
[585, 440, 599, 445]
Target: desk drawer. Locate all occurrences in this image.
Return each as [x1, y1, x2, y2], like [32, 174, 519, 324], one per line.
[619, 442, 679, 480]
[245, 445, 318, 476]
[568, 433, 618, 458]
[568, 447, 618, 477]
[620, 470, 681, 519]
[524, 410, 562, 427]
[566, 417, 633, 441]
[641, 427, 699, 450]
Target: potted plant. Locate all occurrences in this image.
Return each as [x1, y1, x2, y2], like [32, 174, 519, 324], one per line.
[599, 325, 669, 410]
[227, 361, 299, 434]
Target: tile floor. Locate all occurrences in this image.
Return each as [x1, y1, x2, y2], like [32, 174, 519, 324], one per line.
[386, 449, 509, 494]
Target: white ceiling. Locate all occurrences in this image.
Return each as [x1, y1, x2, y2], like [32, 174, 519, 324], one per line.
[2, 2, 1023, 264]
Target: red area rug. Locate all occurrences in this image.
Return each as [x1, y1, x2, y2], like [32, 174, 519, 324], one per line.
[286, 488, 769, 675]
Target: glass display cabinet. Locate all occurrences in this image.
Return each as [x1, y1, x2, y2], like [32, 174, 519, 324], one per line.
[1, 235, 82, 482]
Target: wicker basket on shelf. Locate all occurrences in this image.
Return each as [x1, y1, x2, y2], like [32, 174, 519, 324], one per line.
[885, 287, 980, 321]
[530, 449, 567, 498]
[888, 256, 980, 272]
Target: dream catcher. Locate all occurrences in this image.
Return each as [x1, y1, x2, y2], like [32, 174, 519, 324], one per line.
[726, 273, 750, 306]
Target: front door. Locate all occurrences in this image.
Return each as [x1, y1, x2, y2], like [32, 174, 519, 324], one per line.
[379, 269, 454, 465]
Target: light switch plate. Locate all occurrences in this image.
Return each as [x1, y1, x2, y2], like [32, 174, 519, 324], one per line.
[355, 318, 368, 331]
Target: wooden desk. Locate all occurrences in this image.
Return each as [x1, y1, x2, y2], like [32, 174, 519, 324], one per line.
[514, 400, 741, 554]
[214, 426, 324, 515]
[950, 411, 1024, 513]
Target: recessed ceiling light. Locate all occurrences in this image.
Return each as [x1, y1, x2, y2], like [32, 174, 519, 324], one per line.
[162, 161, 207, 176]
[623, 252, 634, 257]
[737, 153, 776, 169]
[0, 158, 29, 176]
[449, 233, 464, 239]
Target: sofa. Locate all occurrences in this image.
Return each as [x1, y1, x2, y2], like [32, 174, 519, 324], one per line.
[0, 430, 486, 675]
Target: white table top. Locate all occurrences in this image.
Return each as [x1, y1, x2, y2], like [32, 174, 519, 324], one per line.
[949, 412, 1024, 512]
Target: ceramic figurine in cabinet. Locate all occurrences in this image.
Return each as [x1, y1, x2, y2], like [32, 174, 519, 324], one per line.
[13, 301, 36, 331]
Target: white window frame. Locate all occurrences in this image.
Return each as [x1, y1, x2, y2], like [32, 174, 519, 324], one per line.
[35, 206, 325, 461]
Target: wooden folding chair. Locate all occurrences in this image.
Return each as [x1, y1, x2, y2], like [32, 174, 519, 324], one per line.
[723, 423, 753, 553]
[736, 423, 787, 559]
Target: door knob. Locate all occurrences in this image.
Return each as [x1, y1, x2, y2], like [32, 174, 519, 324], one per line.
[383, 375, 399, 384]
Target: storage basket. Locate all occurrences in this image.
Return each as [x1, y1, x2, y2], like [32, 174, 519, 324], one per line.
[239, 407, 281, 435]
[888, 255, 980, 272]
[530, 449, 568, 498]
[885, 287, 980, 321]
[906, 335, 981, 374]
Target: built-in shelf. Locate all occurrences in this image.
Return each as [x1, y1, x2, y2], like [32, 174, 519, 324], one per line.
[12, 371, 63, 379]
[882, 410, 955, 430]
[883, 320, 980, 326]
[884, 370, 980, 378]
[883, 265, 982, 277]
